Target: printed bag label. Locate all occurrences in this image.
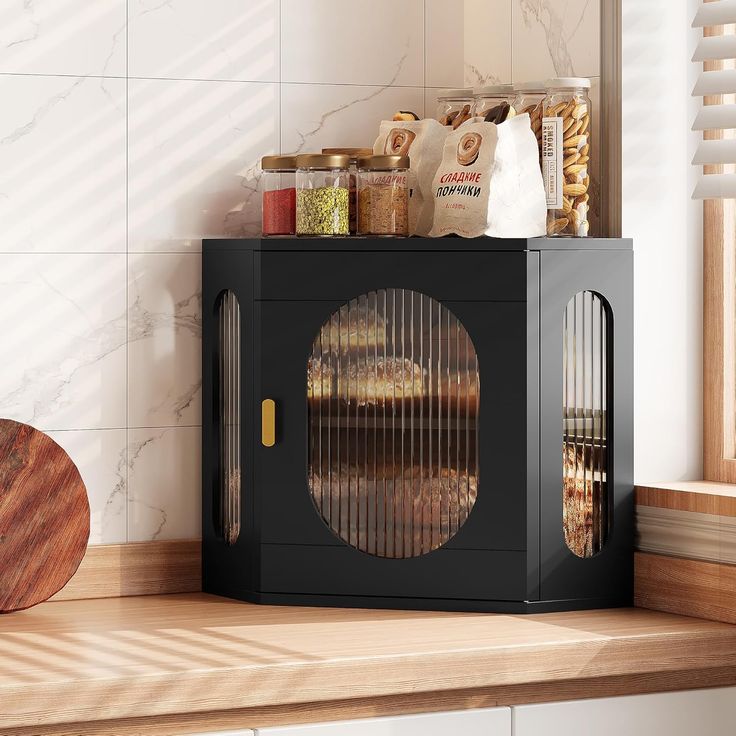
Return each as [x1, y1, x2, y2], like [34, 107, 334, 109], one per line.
[542, 117, 563, 210]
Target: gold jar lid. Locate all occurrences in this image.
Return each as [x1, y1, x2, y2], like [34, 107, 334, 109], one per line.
[261, 154, 297, 170]
[322, 147, 373, 165]
[296, 153, 351, 169]
[357, 154, 410, 170]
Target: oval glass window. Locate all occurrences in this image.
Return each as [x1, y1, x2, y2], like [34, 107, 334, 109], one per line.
[307, 289, 479, 558]
[563, 291, 610, 558]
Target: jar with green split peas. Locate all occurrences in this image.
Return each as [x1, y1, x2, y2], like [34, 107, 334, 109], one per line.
[296, 154, 351, 237]
[322, 148, 373, 235]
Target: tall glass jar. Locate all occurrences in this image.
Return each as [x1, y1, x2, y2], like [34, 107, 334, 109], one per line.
[295, 154, 351, 237]
[356, 155, 409, 237]
[512, 82, 545, 156]
[474, 84, 515, 118]
[435, 88, 474, 127]
[322, 147, 373, 235]
[542, 78, 592, 237]
[261, 155, 297, 237]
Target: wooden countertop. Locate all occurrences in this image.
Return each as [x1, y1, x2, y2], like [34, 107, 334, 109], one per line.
[3, 593, 736, 732]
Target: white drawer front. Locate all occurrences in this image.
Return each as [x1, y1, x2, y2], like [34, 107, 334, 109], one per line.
[256, 707, 511, 736]
[512, 687, 736, 736]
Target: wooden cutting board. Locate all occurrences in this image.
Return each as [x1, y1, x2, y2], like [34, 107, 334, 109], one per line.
[0, 419, 89, 613]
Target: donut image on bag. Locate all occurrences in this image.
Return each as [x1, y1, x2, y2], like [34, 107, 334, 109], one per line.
[430, 114, 547, 239]
[384, 128, 417, 156]
[457, 132, 482, 167]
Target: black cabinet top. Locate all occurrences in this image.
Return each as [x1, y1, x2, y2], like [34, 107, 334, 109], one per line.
[205, 237, 632, 253]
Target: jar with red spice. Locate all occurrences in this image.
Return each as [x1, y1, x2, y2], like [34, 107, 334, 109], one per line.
[261, 155, 297, 237]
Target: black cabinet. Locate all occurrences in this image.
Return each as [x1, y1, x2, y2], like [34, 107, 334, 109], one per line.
[202, 237, 633, 613]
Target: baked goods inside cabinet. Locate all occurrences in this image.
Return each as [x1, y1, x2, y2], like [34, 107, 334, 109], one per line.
[307, 289, 479, 559]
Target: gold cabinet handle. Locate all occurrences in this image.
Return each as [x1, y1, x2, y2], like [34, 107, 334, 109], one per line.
[262, 399, 276, 447]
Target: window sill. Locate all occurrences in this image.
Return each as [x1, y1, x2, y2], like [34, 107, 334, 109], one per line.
[635, 482, 736, 625]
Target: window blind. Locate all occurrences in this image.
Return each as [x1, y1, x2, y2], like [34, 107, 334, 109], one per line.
[693, 0, 736, 199]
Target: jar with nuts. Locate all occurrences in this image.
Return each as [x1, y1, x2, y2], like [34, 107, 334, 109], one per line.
[542, 78, 592, 237]
[512, 82, 546, 161]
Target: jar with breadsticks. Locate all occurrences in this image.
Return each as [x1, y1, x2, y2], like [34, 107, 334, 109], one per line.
[541, 78, 592, 237]
[435, 88, 474, 129]
[512, 82, 545, 158]
[474, 84, 516, 119]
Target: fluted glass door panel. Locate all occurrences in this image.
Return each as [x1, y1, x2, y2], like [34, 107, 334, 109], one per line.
[307, 289, 479, 558]
[563, 290, 610, 558]
[218, 290, 241, 546]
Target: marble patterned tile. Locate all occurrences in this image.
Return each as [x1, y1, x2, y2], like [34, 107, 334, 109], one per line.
[463, 0, 513, 87]
[424, 87, 444, 122]
[512, 0, 600, 82]
[128, 0, 278, 82]
[425, 0, 464, 89]
[280, 83, 425, 154]
[128, 79, 278, 251]
[0, 253, 127, 431]
[127, 426, 201, 541]
[127, 252, 202, 428]
[281, 0, 424, 87]
[0, 0, 126, 76]
[0, 75, 126, 253]
[47, 429, 128, 545]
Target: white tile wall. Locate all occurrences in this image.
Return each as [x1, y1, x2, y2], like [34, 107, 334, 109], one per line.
[127, 0, 279, 82]
[0, 75, 127, 254]
[127, 252, 202, 428]
[281, 0, 424, 87]
[0, 0, 600, 544]
[512, 0, 601, 80]
[0, 0, 126, 76]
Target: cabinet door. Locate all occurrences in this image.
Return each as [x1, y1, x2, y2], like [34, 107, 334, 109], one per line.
[255, 707, 511, 735]
[513, 688, 736, 736]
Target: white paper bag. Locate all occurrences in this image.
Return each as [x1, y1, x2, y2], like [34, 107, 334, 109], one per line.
[429, 114, 547, 239]
[373, 119, 448, 236]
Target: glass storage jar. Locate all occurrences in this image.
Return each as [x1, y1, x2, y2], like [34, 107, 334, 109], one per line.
[435, 88, 474, 127]
[261, 155, 297, 237]
[356, 155, 410, 237]
[296, 154, 351, 237]
[474, 84, 515, 119]
[512, 82, 545, 155]
[322, 147, 373, 235]
[542, 77, 592, 237]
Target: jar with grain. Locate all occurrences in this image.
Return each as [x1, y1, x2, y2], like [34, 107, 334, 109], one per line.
[322, 147, 373, 235]
[261, 155, 297, 237]
[474, 84, 516, 119]
[356, 155, 409, 238]
[512, 82, 545, 155]
[295, 154, 351, 237]
[542, 78, 592, 237]
[436, 88, 474, 127]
